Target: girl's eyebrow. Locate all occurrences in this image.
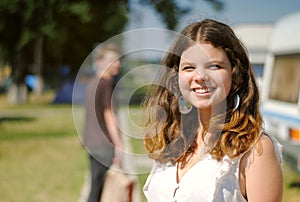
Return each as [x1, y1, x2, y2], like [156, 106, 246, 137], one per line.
[179, 62, 195, 67]
[207, 59, 224, 64]
[207, 60, 231, 67]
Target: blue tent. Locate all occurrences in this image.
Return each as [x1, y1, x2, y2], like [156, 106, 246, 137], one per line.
[53, 79, 87, 104]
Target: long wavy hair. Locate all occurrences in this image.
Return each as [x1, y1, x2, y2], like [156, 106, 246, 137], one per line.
[143, 19, 262, 165]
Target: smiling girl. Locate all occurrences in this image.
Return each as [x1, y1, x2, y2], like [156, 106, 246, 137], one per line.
[143, 19, 283, 202]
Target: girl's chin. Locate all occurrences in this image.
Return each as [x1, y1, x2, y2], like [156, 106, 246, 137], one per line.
[192, 101, 227, 112]
[192, 103, 212, 110]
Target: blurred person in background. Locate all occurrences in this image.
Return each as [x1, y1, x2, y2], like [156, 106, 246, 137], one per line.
[82, 43, 122, 202]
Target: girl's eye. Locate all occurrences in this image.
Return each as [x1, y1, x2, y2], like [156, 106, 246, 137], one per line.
[207, 64, 222, 69]
[182, 66, 195, 71]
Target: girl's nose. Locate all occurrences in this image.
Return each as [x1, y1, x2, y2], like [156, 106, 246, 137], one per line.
[194, 69, 208, 82]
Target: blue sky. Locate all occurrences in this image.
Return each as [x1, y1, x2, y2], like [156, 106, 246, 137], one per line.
[185, 0, 300, 25]
[127, 0, 300, 30]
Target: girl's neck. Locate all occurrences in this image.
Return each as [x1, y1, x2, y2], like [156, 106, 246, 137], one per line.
[198, 109, 211, 126]
[198, 102, 226, 125]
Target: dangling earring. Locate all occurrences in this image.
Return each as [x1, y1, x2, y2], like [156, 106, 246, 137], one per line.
[178, 96, 192, 114]
[233, 94, 240, 111]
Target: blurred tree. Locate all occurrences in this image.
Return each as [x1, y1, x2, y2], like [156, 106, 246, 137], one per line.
[0, 0, 222, 104]
[44, 0, 129, 87]
[142, 0, 224, 30]
[204, 0, 224, 11]
[0, 0, 128, 103]
[141, 0, 190, 30]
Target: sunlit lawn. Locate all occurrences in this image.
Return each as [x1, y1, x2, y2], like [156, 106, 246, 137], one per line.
[283, 162, 300, 202]
[0, 93, 88, 202]
[0, 93, 299, 201]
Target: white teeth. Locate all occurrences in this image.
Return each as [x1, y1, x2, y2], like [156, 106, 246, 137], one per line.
[194, 88, 211, 93]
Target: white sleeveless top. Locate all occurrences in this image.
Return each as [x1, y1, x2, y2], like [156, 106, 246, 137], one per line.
[143, 135, 282, 202]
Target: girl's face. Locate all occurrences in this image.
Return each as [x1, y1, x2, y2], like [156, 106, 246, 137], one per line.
[178, 43, 232, 112]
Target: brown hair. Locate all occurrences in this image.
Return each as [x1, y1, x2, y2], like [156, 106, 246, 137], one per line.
[143, 19, 262, 164]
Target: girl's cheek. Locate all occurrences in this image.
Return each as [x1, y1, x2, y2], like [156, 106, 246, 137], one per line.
[178, 75, 191, 89]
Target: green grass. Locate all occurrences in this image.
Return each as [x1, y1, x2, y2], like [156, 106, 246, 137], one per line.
[283, 162, 300, 202]
[0, 93, 88, 202]
[125, 106, 147, 155]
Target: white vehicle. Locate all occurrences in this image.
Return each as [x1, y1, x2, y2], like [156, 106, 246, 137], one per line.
[261, 12, 300, 174]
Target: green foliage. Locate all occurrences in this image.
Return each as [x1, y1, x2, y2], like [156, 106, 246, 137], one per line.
[0, 0, 130, 91]
[68, 1, 92, 23]
[0, 0, 224, 92]
[141, 0, 190, 30]
[0, 0, 96, 61]
[204, 0, 224, 12]
[140, 0, 224, 30]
